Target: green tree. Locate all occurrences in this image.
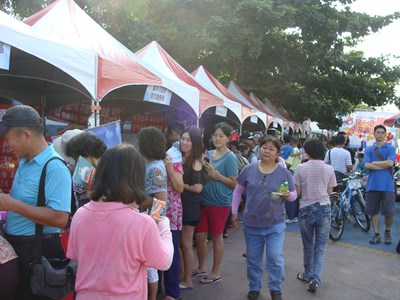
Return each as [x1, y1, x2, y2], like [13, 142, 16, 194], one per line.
[3, 0, 400, 130]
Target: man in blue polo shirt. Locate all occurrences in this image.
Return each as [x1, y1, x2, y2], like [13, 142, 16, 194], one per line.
[364, 124, 396, 245]
[0, 105, 71, 299]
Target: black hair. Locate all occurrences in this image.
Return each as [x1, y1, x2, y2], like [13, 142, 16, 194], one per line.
[65, 132, 107, 162]
[180, 126, 204, 168]
[283, 134, 291, 143]
[138, 127, 166, 160]
[89, 144, 147, 205]
[304, 139, 325, 160]
[260, 135, 282, 153]
[334, 135, 346, 145]
[229, 140, 240, 148]
[212, 122, 232, 137]
[374, 124, 386, 133]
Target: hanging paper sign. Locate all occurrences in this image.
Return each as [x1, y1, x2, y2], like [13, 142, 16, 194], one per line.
[273, 121, 278, 128]
[215, 106, 228, 117]
[144, 85, 172, 105]
[0, 41, 11, 70]
[250, 115, 258, 123]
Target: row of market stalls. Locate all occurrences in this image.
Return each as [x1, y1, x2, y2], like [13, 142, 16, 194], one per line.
[0, 0, 301, 138]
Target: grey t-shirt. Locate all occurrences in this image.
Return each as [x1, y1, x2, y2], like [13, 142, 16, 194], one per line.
[237, 163, 295, 228]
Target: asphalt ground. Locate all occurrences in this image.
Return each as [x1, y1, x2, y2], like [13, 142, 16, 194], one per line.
[158, 203, 400, 300]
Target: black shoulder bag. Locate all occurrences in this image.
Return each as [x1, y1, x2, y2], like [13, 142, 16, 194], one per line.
[30, 157, 78, 300]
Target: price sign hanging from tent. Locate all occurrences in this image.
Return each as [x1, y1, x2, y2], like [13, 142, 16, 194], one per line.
[0, 41, 11, 70]
[144, 85, 172, 105]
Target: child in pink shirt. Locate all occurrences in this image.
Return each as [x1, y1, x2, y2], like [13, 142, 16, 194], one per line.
[67, 144, 173, 300]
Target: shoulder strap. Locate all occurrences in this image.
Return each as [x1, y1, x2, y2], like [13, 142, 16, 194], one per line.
[372, 148, 392, 176]
[34, 156, 65, 263]
[328, 149, 331, 165]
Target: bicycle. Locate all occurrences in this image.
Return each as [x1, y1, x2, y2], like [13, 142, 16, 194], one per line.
[329, 172, 370, 241]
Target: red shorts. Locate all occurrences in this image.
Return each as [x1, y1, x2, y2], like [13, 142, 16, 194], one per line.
[195, 205, 231, 235]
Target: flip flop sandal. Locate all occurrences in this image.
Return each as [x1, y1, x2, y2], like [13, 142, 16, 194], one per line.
[297, 272, 310, 284]
[200, 275, 222, 284]
[179, 284, 194, 290]
[192, 270, 206, 277]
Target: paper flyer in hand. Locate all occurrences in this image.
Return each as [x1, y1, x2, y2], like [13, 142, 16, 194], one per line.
[166, 144, 182, 163]
[149, 198, 167, 217]
[72, 156, 95, 194]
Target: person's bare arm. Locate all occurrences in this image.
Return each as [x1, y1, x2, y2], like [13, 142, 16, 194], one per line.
[0, 194, 69, 228]
[164, 157, 184, 193]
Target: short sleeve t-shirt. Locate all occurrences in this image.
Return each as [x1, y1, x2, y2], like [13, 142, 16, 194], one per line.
[6, 145, 72, 235]
[145, 160, 167, 196]
[237, 163, 295, 228]
[202, 150, 238, 207]
[364, 143, 396, 192]
[324, 147, 352, 174]
[293, 160, 337, 209]
[280, 145, 293, 160]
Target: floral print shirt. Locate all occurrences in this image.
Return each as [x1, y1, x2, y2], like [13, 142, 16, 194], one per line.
[0, 235, 17, 264]
[166, 162, 183, 230]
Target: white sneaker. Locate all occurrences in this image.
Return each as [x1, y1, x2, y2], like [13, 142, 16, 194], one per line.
[291, 217, 298, 223]
[285, 218, 293, 224]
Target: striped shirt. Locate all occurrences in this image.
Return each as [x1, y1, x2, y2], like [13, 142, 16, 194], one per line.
[324, 147, 352, 174]
[293, 160, 337, 209]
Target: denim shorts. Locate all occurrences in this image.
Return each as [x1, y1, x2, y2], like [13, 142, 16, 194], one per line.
[366, 191, 395, 216]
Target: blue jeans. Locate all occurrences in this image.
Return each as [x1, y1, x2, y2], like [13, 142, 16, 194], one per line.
[244, 222, 285, 292]
[299, 203, 331, 284]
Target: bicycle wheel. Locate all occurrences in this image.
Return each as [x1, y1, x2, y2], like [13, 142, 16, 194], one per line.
[351, 192, 370, 232]
[329, 193, 344, 241]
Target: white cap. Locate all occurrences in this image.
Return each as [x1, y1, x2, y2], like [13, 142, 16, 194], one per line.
[53, 129, 84, 165]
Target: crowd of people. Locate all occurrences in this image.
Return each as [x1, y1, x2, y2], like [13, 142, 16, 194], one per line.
[0, 104, 399, 300]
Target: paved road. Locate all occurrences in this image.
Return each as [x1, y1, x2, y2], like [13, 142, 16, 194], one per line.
[158, 203, 400, 300]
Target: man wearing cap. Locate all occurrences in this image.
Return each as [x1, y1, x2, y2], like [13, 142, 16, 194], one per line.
[0, 105, 72, 299]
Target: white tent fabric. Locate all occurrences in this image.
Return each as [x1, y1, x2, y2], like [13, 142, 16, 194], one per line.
[137, 41, 238, 120]
[227, 81, 267, 127]
[24, 0, 202, 118]
[191, 66, 243, 122]
[0, 10, 97, 101]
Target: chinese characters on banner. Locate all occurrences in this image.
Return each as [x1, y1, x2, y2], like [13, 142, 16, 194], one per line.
[47, 103, 127, 126]
[340, 111, 397, 148]
[0, 105, 18, 193]
[131, 114, 167, 134]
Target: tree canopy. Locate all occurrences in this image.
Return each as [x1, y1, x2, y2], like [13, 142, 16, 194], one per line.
[2, 0, 400, 129]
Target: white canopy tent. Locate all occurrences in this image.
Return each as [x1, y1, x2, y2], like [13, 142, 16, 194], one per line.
[0, 10, 97, 113]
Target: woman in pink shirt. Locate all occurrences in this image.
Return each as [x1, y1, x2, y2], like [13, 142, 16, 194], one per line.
[67, 144, 174, 300]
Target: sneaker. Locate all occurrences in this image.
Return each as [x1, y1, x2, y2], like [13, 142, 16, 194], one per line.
[270, 291, 282, 300]
[307, 280, 319, 293]
[369, 233, 381, 244]
[291, 217, 298, 223]
[285, 218, 294, 224]
[247, 291, 260, 300]
[384, 231, 392, 245]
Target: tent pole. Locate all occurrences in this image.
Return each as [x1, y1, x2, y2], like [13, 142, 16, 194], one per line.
[40, 95, 46, 129]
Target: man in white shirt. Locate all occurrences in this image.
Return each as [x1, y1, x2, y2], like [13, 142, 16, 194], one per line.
[324, 135, 352, 177]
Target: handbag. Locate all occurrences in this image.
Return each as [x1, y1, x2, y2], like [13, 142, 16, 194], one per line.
[30, 157, 77, 300]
